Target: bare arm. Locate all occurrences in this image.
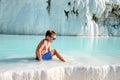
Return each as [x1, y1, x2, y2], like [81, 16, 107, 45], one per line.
[37, 41, 46, 62]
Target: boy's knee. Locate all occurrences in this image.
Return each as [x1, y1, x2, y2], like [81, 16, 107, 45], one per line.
[55, 49, 58, 52]
[53, 49, 58, 53]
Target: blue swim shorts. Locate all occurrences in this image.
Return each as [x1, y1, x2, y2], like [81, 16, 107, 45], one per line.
[42, 52, 52, 60]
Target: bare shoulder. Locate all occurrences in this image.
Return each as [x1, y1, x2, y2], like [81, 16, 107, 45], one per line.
[39, 39, 47, 46]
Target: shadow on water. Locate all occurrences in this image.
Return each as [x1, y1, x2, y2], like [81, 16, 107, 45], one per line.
[0, 57, 37, 63]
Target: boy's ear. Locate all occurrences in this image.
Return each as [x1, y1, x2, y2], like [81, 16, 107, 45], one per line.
[46, 36, 49, 38]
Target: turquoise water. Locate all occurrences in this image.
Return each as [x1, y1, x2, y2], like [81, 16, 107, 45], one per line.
[0, 35, 120, 80]
[0, 35, 120, 67]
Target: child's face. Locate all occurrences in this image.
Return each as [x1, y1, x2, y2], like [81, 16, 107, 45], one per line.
[47, 35, 56, 43]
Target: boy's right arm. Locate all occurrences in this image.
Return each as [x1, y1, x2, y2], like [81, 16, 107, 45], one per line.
[38, 41, 45, 62]
[38, 51, 42, 62]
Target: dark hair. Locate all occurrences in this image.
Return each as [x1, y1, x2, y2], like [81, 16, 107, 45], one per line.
[45, 30, 56, 37]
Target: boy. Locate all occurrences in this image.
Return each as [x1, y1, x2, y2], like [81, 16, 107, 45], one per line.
[35, 30, 66, 62]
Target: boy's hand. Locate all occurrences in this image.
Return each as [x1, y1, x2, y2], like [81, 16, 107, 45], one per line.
[40, 59, 43, 62]
[39, 57, 43, 62]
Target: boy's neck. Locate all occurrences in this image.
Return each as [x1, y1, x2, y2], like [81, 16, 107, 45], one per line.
[44, 38, 51, 43]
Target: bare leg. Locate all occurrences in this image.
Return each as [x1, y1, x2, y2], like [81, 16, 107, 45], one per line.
[51, 49, 66, 62]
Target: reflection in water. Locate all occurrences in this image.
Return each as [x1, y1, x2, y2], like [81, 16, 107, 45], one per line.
[0, 57, 36, 63]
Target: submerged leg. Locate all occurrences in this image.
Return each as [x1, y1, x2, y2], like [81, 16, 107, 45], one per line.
[51, 49, 66, 62]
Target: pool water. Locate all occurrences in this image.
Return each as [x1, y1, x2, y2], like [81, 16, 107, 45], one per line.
[0, 35, 120, 80]
[0, 35, 120, 67]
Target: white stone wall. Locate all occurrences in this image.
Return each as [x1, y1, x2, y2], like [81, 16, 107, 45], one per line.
[0, 0, 119, 36]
